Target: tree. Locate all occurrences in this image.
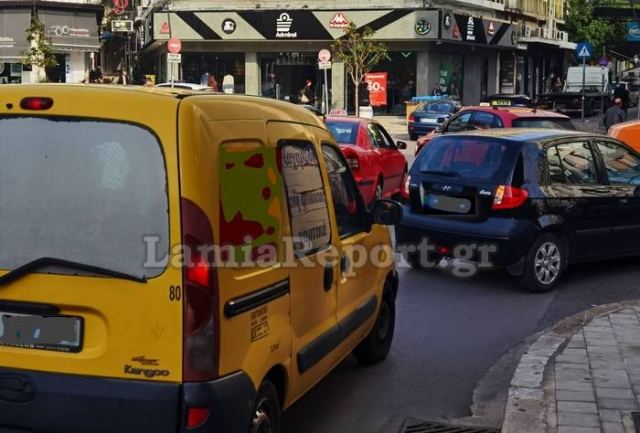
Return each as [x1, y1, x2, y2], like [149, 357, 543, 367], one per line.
[332, 23, 389, 116]
[20, 14, 58, 82]
[564, 0, 625, 60]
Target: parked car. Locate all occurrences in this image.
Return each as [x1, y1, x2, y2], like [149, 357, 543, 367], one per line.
[397, 128, 640, 292]
[156, 82, 214, 91]
[325, 116, 408, 204]
[415, 106, 574, 155]
[482, 94, 533, 108]
[609, 120, 640, 151]
[407, 99, 459, 140]
[0, 86, 401, 433]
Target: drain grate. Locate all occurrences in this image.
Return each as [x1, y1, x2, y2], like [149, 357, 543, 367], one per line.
[401, 420, 500, 433]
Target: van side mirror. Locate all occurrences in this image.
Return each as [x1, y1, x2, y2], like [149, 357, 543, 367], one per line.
[397, 141, 407, 150]
[372, 199, 403, 225]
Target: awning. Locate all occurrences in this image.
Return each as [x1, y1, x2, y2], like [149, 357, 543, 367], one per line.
[40, 10, 99, 52]
[0, 9, 31, 63]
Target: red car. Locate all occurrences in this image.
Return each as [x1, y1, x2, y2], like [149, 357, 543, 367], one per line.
[325, 116, 408, 204]
[415, 106, 574, 155]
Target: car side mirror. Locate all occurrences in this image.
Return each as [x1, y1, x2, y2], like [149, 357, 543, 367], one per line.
[437, 117, 446, 124]
[436, 125, 444, 133]
[372, 199, 403, 226]
[397, 141, 407, 150]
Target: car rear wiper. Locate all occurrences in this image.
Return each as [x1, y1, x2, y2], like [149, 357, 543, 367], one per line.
[0, 257, 147, 286]
[421, 170, 460, 177]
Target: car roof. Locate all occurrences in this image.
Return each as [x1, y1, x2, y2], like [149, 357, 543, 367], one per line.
[325, 116, 370, 124]
[461, 105, 569, 119]
[435, 127, 591, 144]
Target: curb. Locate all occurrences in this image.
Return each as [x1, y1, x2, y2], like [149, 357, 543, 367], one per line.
[501, 301, 640, 433]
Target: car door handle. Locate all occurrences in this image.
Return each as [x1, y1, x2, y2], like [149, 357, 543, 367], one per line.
[340, 255, 350, 273]
[323, 264, 334, 292]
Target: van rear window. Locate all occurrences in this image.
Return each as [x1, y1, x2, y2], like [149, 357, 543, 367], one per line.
[416, 136, 519, 181]
[0, 116, 169, 279]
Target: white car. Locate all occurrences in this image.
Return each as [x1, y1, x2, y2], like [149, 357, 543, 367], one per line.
[155, 82, 214, 91]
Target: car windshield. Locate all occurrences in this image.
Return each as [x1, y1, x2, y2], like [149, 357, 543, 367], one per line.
[418, 102, 456, 114]
[512, 118, 575, 130]
[0, 116, 169, 279]
[326, 121, 359, 145]
[416, 136, 519, 181]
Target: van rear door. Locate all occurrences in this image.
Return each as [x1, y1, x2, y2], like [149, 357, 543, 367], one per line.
[0, 89, 184, 433]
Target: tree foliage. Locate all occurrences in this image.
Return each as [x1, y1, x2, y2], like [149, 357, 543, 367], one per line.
[564, 0, 625, 59]
[20, 15, 58, 74]
[332, 23, 389, 116]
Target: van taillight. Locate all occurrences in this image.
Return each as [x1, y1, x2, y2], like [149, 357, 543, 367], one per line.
[492, 185, 528, 210]
[20, 97, 53, 110]
[409, 113, 416, 123]
[181, 198, 218, 382]
[401, 175, 411, 200]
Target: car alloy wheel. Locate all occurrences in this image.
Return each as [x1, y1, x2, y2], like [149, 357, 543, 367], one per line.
[534, 241, 561, 285]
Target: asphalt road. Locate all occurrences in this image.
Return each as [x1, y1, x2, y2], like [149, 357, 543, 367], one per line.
[282, 128, 640, 433]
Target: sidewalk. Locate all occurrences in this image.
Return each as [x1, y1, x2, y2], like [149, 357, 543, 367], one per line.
[503, 302, 640, 433]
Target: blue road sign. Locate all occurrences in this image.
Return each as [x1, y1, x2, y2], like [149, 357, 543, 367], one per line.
[576, 42, 593, 59]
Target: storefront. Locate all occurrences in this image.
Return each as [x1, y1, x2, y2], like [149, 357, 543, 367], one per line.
[0, 8, 31, 84]
[142, 8, 516, 109]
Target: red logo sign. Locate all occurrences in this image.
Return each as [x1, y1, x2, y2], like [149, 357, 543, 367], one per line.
[487, 22, 495, 36]
[364, 72, 388, 107]
[329, 13, 350, 29]
[112, 0, 129, 15]
[160, 22, 170, 34]
[167, 38, 182, 54]
[452, 24, 460, 38]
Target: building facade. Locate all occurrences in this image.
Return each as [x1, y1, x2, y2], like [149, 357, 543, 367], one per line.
[137, 0, 573, 111]
[0, 0, 102, 84]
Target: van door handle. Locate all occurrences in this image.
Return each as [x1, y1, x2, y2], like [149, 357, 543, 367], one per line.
[323, 265, 334, 292]
[340, 255, 349, 273]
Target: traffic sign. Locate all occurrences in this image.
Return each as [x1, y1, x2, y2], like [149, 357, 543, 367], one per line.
[167, 53, 182, 63]
[576, 42, 593, 59]
[167, 38, 182, 54]
[318, 49, 331, 63]
[599, 56, 609, 67]
[318, 61, 332, 70]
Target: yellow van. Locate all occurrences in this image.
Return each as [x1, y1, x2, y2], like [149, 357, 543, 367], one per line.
[0, 85, 400, 433]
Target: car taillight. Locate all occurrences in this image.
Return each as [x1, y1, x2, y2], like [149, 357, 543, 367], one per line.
[409, 113, 416, 123]
[20, 97, 53, 110]
[187, 407, 210, 429]
[401, 175, 411, 200]
[181, 198, 218, 382]
[492, 185, 528, 210]
[347, 156, 360, 169]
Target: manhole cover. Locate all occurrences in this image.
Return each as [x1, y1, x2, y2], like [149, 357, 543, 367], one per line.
[400, 420, 500, 433]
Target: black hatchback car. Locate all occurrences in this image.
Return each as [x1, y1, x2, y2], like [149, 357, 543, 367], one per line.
[396, 129, 640, 292]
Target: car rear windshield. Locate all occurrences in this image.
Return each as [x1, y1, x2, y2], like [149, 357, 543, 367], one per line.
[416, 136, 519, 181]
[326, 121, 358, 145]
[417, 102, 456, 114]
[512, 118, 575, 130]
[0, 116, 169, 279]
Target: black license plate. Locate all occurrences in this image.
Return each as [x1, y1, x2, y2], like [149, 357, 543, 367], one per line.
[424, 193, 472, 214]
[0, 312, 83, 353]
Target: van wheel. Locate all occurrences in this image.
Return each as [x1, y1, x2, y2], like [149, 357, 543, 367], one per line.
[518, 233, 565, 293]
[250, 381, 282, 433]
[353, 285, 395, 365]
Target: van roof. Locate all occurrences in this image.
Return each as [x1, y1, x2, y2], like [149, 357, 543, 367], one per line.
[0, 84, 324, 126]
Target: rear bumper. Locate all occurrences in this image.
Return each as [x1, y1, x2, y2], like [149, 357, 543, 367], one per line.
[395, 208, 538, 267]
[408, 122, 437, 136]
[0, 367, 255, 433]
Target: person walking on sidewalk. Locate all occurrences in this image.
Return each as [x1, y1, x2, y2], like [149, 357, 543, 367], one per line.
[603, 98, 626, 131]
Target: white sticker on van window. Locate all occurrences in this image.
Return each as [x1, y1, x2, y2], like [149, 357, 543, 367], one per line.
[281, 143, 331, 255]
[96, 142, 130, 190]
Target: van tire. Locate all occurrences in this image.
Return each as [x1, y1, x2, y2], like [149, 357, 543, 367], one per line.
[250, 381, 282, 433]
[353, 285, 395, 365]
[518, 233, 565, 293]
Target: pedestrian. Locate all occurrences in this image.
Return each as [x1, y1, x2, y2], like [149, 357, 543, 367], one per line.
[432, 82, 443, 97]
[208, 74, 219, 91]
[299, 79, 313, 104]
[603, 98, 626, 131]
[200, 71, 209, 86]
[116, 69, 129, 85]
[614, 83, 630, 115]
[552, 76, 563, 93]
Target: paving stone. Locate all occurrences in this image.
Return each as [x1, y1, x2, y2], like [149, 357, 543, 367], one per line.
[557, 369, 593, 383]
[557, 401, 598, 414]
[586, 338, 619, 347]
[557, 354, 590, 364]
[568, 334, 587, 349]
[595, 388, 635, 399]
[588, 346, 623, 354]
[601, 422, 625, 433]
[593, 377, 632, 389]
[592, 369, 631, 380]
[599, 409, 622, 423]
[558, 427, 601, 433]
[597, 398, 638, 410]
[558, 379, 596, 392]
[590, 360, 626, 370]
[556, 363, 591, 373]
[557, 390, 596, 402]
[558, 411, 601, 427]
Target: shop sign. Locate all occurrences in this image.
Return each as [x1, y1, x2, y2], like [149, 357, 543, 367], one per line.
[276, 13, 296, 38]
[487, 22, 495, 36]
[443, 12, 452, 30]
[160, 22, 170, 34]
[167, 53, 181, 63]
[222, 18, 236, 34]
[627, 22, 640, 42]
[318, 61, 331, 70]
[364, 72, 388, 107]
[442, 13, 515, 47]
[329, 13, 349, 29]
[415, 18, 431, 36]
